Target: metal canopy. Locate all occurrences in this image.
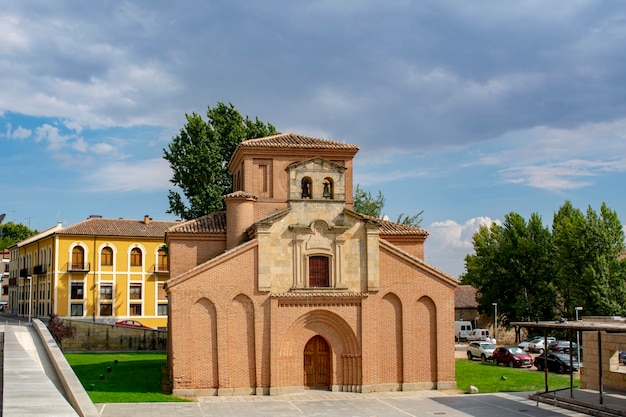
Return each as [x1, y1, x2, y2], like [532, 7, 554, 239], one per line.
[512, 318, 626, 411]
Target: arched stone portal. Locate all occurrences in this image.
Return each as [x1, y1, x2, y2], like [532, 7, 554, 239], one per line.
[277, 309, 361, 393]
[304, 335, 330, 389]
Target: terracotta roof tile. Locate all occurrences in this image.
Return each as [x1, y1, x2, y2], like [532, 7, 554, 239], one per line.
[57, 217, 179, 238]
[223, 191, 257, 200]
[238, 132, 359, 151]
[361, 214, 429, 236]
[167, 212, 226, 233]
[455, 285, 478, 308]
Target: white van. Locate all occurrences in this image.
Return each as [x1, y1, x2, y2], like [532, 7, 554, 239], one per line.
[455, 321, 473, 342]
[466, 329, 490, 342]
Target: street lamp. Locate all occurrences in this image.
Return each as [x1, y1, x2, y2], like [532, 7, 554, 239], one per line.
[575, 306, 583, 362]
[26, 275, 33, 323]
[492, 302, 498, 341]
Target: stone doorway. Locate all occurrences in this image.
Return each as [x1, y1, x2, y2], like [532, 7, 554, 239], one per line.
[304, 335, 330, 389]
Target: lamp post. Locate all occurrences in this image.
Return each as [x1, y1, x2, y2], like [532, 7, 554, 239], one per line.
[492, 302, 498, 341]
[27, 275, 33, 323]
[575, 306, 583, 362]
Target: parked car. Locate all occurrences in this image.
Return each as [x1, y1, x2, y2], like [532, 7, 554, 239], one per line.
[518, 336, 543, 351]
[115, 319, 152, 329]
[467, 341, 496, 362]
[619, 351, 626, 365]
[0, 301, 8, 312]
[492, 346, 534, 368]
[548, 340, 579, 354]
[526, 336, 556, 354]
[534, 352, 581, 373]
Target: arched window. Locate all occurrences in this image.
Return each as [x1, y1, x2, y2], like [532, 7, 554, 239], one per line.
[101, 247, 113, 266]
[130, 248, 142, 266]
[71, 246, 85, 269]
[322, 177, 334, 199]
[301, 177, 312, 199]
[309, 256, 330, 287]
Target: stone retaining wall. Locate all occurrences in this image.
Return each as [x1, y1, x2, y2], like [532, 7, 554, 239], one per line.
[58, 319, 167, 352]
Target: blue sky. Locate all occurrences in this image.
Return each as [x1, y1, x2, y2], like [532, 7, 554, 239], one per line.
[2, 1, 626, 277]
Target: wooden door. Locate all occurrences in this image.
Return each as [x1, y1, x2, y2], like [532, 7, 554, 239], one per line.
[304, 335, 330, 389]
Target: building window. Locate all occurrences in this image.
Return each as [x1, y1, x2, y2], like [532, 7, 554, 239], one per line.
[71, 304, 84, 316]
[157, 249, 168, 271]
[101, 247, 113, 266]
[309, 256, 330, 287]
[157, 304, 168, 316]
[71, 246, 85, 269]
[129, 304, 142, 316]
[71, 282, 84, 300]
[129, 284, 142, 300]
[100, 284, 113, 300]
[99, 303, 113, 316]
[130, 248, 142, 266]
[322, 177, 334, 199]
[301, 177, 312, 199]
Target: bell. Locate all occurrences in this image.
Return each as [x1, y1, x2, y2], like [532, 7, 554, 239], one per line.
[322, 182, 331, 199]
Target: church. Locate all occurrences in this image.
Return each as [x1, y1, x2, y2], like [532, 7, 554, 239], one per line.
[164, 133, 458, 396]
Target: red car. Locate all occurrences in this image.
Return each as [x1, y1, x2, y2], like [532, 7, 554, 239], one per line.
[115, 319, 152, 329]
[492, 346, 533, 368]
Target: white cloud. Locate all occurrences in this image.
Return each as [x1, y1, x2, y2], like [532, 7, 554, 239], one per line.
[34, 124, 72, 150]
[4, 123, 31, 140]
[84, 158, 171, 192]
[425, 216, 501, 277]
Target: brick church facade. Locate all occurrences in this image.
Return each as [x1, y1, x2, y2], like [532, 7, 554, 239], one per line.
[165, 133, 458, 396]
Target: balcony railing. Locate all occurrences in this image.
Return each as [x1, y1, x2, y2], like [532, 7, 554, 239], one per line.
[19, 268, 29, 278]
[68, 262, 90, 272]
[34, 264, 47, 275]
[154, 265, 169, 274]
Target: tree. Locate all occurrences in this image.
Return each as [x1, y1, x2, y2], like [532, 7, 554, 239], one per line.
[462, 200, 626, 329]
[163, 102, 278, 220]
[0, 221, 38, 250]
[353, 185, 385, 217]
[552, 201, 626, 317]
[353, 185, 423, 227]
[461, 212, 555, 327]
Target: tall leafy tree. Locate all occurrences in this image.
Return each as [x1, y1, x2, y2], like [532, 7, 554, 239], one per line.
[463, 200, 626, 329]
[461, 212, 554, 327]
[163, 102, 278, 220]
[553, 202, 626, 316]
[0, 222, 38, 250]
[353, 184, 423, 227]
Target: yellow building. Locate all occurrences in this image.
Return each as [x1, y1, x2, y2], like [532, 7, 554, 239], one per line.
[8, 215, 178, 329]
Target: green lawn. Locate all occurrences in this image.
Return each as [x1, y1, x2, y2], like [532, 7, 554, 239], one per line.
[65, 352, 580, 402]
[456, 359, 580, 394]
[64, 352, 189, 403]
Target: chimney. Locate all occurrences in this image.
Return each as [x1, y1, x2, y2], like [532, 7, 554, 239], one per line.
[144, 215, 151, 225]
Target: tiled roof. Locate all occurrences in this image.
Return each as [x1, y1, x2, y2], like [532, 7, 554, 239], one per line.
[223, 191, 257, 200]
[167, 212, 226, 233]
[361, 214, 429, 236]
[238, 133, 359, 151]
[57, 217, 179, 238]
[455, 285, 478, 308]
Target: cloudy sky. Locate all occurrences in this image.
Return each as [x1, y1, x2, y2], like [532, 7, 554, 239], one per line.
[2, 1, 626, 277]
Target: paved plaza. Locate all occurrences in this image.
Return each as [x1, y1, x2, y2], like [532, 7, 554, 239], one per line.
[95, 390, 591, 417]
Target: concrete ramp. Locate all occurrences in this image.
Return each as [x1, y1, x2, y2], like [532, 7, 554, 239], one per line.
[2, 324, 79, 416]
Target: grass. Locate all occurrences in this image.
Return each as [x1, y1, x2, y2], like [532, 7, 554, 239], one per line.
[456, 359, 580, 394]
[64, 352, 189, 403]
[65, 352, 580, 402]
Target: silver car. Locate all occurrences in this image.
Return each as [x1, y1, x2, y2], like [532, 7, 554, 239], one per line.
[467, 341, 496, 362]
